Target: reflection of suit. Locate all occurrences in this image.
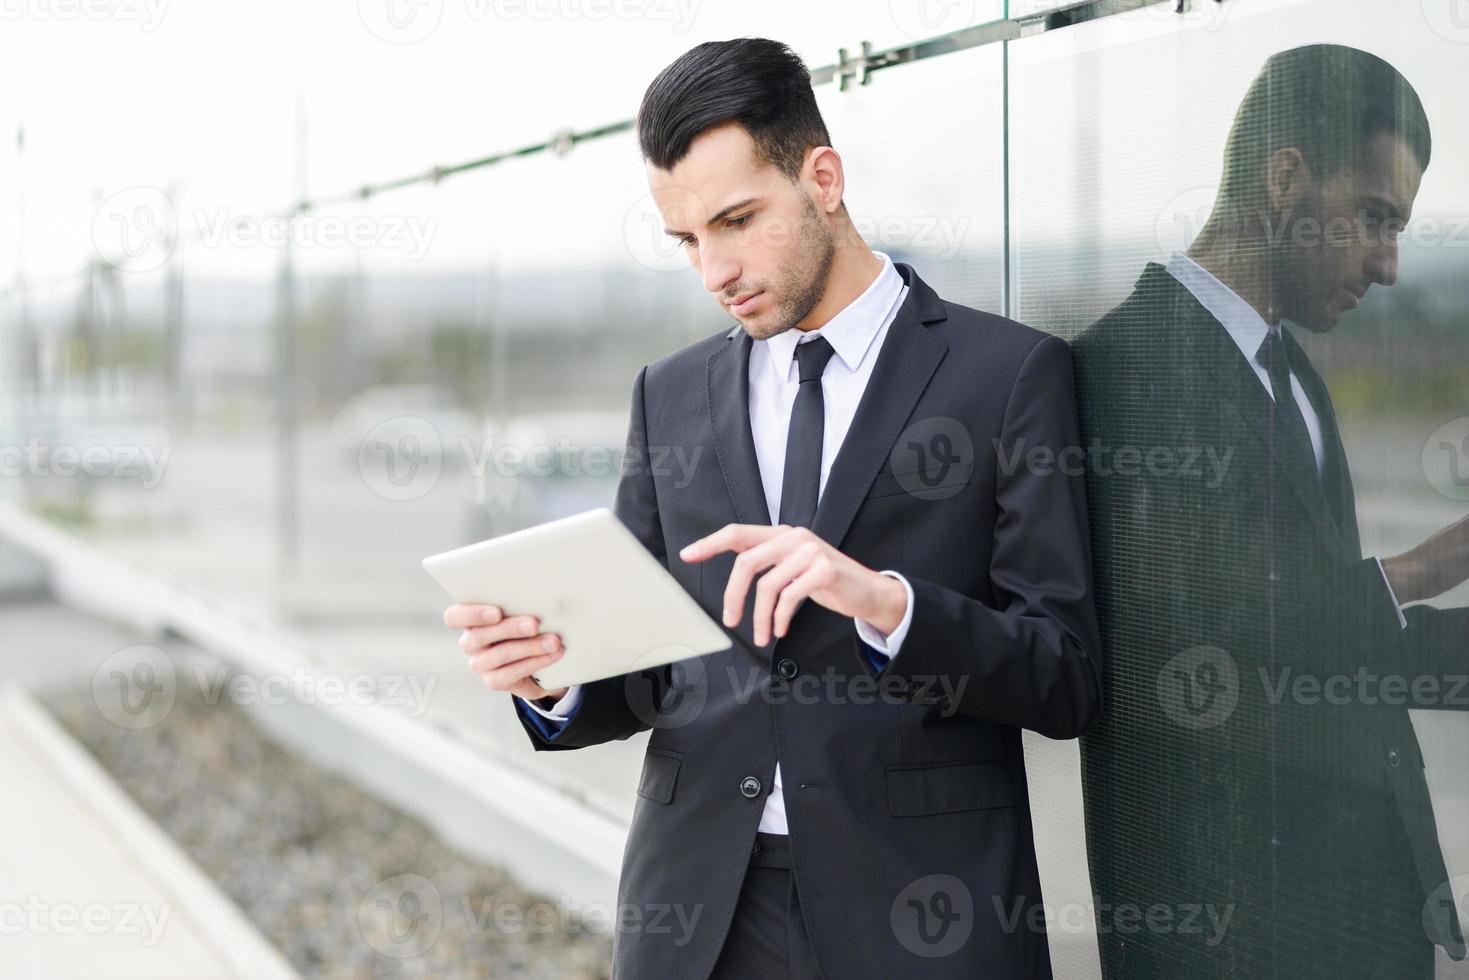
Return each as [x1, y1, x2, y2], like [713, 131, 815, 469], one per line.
[1074, 263, 1467, 978]
[515, 263, 1102, 979]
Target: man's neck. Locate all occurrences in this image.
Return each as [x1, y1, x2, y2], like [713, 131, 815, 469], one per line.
[1186, 240, 1283, 329]
[795, 244, 884, 333]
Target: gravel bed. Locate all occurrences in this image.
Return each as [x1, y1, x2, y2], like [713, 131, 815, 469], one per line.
[46, 669, 613, 979]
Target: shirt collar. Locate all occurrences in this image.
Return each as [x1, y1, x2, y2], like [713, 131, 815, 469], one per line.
[763, 250, 904, 383]
[1165, 251, 1281, 363]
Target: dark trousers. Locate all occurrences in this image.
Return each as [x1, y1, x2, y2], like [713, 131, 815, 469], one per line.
[708, 832, 823, 979]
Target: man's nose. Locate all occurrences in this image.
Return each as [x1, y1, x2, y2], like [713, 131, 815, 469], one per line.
[1367, 242, 1398, 288]
[700, 241, 739, 296]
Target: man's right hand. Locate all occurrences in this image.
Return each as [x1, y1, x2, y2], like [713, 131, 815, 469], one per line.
[443, 603, 571, 704]
[1383, 513, 1469, 605]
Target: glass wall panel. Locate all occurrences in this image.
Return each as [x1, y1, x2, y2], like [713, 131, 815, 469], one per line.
[1012, 1, 1469, 975]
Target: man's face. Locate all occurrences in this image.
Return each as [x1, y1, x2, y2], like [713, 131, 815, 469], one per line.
[648, 122, 836, 341]
[1274, 131, 1423, 332]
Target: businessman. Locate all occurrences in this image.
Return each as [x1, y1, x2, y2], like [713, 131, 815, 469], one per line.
[443, 38, 1101, 979]
[1075, 44, 1469, 978]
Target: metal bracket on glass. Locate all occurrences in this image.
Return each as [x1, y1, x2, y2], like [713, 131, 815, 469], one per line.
[549, 129, 576, 158]
[834, 41, 912, 91]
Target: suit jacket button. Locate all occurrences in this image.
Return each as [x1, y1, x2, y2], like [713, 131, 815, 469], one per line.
[776, 658, 799, 680]
[1388, 748, 1401, 767]
[751, 841, 761, 856]
[740, 776, 762, 798]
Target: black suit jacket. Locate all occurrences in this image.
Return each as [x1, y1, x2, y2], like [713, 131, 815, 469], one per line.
[515, 262, 1102, 979]
[1074, 263, 1467, 978]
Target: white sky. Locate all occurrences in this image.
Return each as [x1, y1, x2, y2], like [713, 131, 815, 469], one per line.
[3, 0, 1465, 284]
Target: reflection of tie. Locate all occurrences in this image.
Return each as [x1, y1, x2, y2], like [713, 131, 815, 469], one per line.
[1255, 330, 1317, 477]
[778, 335, 837, 528]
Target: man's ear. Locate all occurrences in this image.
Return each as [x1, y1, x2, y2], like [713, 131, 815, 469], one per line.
[1266, 147, 1312, 213]
[804, 145, 846, 215]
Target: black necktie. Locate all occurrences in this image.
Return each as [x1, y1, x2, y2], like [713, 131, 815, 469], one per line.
[1255, 329, 1317, 477]
[778, 335, 836, 528]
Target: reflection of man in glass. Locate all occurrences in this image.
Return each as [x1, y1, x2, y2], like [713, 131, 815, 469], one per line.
[1075, 44, 1469, 978]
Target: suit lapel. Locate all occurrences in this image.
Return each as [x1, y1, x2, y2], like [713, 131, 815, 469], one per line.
[703, 261, 949, 552]
[707, 327, 772, 527]
[811, 263, 948, 552]
[1146, 264, 1347, 556]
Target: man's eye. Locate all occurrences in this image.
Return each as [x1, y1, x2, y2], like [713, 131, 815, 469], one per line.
[680, 236, 698, 248]
[728, 214, 752, 228]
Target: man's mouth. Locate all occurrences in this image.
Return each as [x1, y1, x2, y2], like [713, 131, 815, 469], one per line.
[726, 290, 763, 316]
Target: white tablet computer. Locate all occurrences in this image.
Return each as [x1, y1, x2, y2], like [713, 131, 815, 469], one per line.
[422, 508, 731, 690]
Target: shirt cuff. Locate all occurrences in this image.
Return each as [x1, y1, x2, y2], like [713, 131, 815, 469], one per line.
[1373, 557, 1409, 630]
[854, 570, 915, 658]
[516, 684, 584, 739]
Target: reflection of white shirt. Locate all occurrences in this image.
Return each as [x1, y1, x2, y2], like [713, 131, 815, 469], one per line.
[1166, 252, 1324, 472]
[1166, 252, 1405, 628]
[522, 250, 919, 832]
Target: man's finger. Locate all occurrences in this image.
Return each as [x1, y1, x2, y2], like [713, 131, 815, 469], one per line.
[509, 677, 557, 701]
[444, 603, 504, 629]
[723, 528, 811, 627]
[482, 647, 563, 691]
[459, 616, 541, 653]
[751, 543, 819, 646]
[680, 523, 785, 563]
[467, 634, 560, 673]
[773, 560, 835, 639]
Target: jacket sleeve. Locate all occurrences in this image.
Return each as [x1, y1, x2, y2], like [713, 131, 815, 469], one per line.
[511, 364, 678, 751]
[866, 334, 1104, 739]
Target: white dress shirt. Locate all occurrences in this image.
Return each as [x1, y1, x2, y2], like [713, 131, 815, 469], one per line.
[522, 250, 918, 834]
[1165, 252, 1406, 627]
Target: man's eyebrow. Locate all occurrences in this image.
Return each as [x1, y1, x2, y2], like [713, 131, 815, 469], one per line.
[663, 197, 761, 238]
[1361, 195, 1404, 221]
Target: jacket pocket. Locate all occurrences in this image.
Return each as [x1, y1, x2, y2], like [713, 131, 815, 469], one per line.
[886, 759, 1015, 817]
[636, 749, 683, 805]
[865, 462, 973, 500]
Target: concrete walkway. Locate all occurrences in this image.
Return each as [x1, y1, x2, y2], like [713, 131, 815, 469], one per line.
[0, 682, 299, 980]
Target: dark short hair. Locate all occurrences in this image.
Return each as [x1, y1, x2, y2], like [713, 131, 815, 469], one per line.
[637, 37, 832, 181]
[1220, 43, 1432, 203]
